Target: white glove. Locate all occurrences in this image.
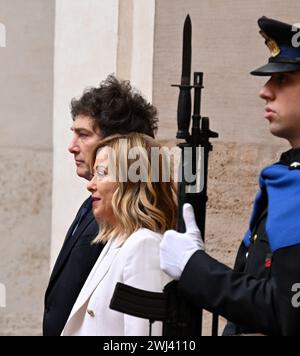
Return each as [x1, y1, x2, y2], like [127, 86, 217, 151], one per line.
[160, 203, 205, 280]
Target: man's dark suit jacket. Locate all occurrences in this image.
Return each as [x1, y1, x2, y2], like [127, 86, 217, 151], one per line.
[43, 197, 104, 336]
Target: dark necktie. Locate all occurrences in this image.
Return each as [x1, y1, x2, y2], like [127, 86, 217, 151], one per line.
[72, 198, 92, 236]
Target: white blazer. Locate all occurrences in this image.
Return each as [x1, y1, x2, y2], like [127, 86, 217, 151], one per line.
[62, 228, 172, 336]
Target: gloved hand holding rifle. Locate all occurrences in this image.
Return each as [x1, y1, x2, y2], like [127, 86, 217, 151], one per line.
[160, 203, 204, 281]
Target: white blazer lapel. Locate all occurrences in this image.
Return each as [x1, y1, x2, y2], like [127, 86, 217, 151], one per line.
[66, 238, 123, 324]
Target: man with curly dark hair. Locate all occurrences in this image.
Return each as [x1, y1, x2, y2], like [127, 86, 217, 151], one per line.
[43, 74, 159, 336]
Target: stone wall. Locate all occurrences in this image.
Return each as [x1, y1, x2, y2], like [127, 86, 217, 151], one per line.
[0, 0, 54, 335]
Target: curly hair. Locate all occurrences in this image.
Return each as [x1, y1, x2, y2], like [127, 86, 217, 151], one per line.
[70, 75, 158, 138]
[89, 133, 177, 243]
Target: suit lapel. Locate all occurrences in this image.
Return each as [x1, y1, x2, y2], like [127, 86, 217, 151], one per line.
[48, 198, 95, 286]
[65, 238, 123, 324]
[65, 209, 82, 241]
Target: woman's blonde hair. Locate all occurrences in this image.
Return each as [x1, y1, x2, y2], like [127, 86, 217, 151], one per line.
[90, 133, 177, 243]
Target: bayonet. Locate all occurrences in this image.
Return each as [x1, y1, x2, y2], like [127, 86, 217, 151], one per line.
[181, 15, 192, 85]
[173, 15, 192, 139]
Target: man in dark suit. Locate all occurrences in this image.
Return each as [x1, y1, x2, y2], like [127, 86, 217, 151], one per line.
[43, 75, 158, 336]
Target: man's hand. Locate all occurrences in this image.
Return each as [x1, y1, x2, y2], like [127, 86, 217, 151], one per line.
[160, 203, 205, 280]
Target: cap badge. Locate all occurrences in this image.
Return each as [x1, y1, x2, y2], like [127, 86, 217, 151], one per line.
[259, 31, 281, 57]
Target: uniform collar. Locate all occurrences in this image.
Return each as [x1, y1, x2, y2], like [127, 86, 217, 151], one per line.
[279, 148, 300, 166]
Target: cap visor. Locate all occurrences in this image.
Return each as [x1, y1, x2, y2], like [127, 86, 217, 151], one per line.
[251, 62, 300, 76]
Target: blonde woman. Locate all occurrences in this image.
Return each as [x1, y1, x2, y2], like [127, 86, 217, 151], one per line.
[62, 133, 177, 336]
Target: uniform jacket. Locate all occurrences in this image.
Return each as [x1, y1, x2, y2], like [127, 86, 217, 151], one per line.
[43, 197, 104, 336]
[178, 148, 300, 336]
[62, 228, 172, 336]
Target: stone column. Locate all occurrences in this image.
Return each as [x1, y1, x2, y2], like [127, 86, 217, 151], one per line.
[117, 0, 155, 101]
[51, 0, 119, 268]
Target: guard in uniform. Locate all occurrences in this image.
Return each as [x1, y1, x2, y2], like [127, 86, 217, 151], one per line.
[160, 16, 300, 336]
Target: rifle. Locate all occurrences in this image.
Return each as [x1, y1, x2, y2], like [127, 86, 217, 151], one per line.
[110, 15, 219, 336]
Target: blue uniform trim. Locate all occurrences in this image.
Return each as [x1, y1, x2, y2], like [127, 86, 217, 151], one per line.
[243, 163, 300, 252]
[277, 45, 300, 59]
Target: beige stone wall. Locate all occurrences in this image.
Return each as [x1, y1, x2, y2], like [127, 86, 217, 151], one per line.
[153, 0, 299, 334]
[0, 0, 54, 335]
[154, 0, 300, 144]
